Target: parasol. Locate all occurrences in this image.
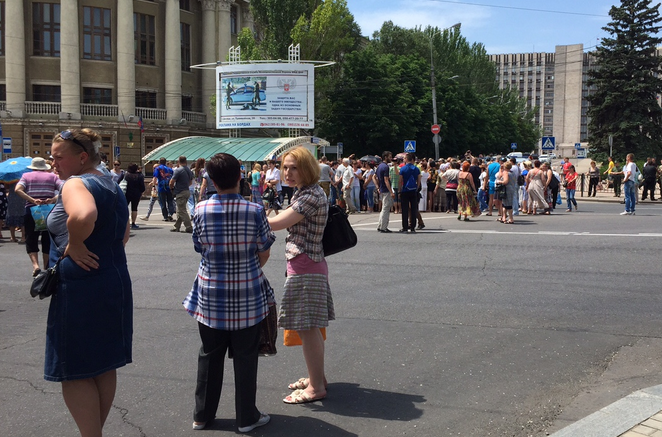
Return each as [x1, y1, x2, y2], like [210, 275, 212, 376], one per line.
[0, 157, 33, 183]
[394, 152, 407, 161]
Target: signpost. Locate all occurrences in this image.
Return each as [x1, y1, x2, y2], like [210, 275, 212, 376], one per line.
[404, 140, 416, 153]
[574, 142, 581, 150]
[114, 145, 120, 158]
[511, 142, 517, 150]
[431, 124, 440, 135]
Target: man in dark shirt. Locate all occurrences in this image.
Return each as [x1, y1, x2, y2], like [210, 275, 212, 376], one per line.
[169, 155, 194, 232]
[399, 153, 421, 233]
[153, 157, 175, 221]
[642, 157, 657, 201]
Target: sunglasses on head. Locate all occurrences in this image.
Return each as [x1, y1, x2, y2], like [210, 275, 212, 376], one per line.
[59, 130, 87, 151]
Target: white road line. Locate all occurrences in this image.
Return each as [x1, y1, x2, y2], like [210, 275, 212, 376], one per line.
[354, 228, 662, 238]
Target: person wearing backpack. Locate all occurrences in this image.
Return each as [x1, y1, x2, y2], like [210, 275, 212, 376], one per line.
[398, 153, 421, 233]
[169, 156, 194, 233]
[153, 157, 175, 221]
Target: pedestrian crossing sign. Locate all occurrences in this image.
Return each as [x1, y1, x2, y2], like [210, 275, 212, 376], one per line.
[404, 140, 416, 153]
[541, 136, 555, 150]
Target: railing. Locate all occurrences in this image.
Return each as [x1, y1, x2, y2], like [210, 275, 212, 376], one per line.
[25, 101, 61, 115]
[182, 110, 206, 124]
[81, 103, 118, 117]
[136, 107, 167, 120]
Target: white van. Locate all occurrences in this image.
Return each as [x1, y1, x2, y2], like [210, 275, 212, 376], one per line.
[507, 152, 523, 159]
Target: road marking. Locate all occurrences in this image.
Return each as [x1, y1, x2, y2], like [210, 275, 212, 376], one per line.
[355, 227, 662, 238]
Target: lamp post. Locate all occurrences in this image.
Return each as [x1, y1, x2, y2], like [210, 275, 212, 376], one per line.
[430, 23, 461, 160]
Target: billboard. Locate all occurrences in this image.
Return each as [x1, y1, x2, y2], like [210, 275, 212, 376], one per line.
[216, 63, 315, 129]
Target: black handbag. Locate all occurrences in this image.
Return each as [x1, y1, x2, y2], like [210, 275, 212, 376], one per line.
[322, 204, 358, 256]
[258, 305, 278, 357]
[30, 258, 61, 300]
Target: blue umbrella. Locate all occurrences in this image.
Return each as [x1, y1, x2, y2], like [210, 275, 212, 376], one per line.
[0, 157, 33, 183]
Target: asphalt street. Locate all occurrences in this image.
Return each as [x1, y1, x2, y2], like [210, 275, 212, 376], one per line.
[2, 199, 662, 437]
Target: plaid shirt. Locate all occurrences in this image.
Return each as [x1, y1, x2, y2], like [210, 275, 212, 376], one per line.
[183, 194, 276, 330]
[286, 184, 328, 262]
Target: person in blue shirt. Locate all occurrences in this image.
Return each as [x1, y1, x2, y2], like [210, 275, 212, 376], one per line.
[152, 157, 175, 221]
[484, 157, 503, 216]
[398, 153, 421, 233]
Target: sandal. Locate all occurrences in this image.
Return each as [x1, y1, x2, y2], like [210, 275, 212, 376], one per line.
[9, 238, 17, 242]
[288, 377, 328, 390]
[283, 389, 326, 404]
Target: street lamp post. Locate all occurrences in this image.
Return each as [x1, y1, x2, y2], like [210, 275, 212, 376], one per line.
[429, 23, 460, 160]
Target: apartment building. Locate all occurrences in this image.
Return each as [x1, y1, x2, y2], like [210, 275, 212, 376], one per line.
[0, 0, 253, 164]
[490, 44, 593, 156]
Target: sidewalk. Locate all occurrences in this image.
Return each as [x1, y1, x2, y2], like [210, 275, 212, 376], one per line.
[550, 385, 662, 437]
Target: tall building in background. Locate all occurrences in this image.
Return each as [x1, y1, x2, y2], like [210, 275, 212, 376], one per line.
[490, 44, 594, 156]
[0, 0, 253, 164]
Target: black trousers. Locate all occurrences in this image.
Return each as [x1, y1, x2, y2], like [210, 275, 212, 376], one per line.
[194, 322, 261, 428]
[400, 190, 418, 231]
[588, 178, 599, 197]
[642, 180, 656, 200]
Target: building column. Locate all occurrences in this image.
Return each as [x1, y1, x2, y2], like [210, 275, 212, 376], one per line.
[165, 0, 182, 124]
[60, 0, 81, 119]
[217, 0, 234, 62]
[4, 0, 25, 117]
[201, 0, 218, 128]
[241, 4, 254, 33]
[117, 0, 135, 121]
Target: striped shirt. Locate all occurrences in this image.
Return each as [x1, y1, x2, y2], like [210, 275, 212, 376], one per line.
[17, 171, 63, 208]
[182, 193, 276, 330]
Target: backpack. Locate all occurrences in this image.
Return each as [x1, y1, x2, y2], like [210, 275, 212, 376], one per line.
[517, 174, 525, 186]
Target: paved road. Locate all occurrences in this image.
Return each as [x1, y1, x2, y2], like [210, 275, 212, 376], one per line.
[2, 200, 662, 436]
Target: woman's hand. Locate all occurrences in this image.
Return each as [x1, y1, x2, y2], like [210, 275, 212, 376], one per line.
[64, 241, 99, 271]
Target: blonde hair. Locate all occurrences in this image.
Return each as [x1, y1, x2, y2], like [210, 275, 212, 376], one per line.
[53, 128, 102, 165]
[280, 147, 320, 186]
[253, 163, 262, 171]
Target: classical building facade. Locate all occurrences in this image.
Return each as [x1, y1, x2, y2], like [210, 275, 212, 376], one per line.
[0, 0, 253, 164]
[490, 44, 593, 155]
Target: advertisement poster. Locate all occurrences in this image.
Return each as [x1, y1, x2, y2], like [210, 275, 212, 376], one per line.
[216, 63, 315, 129]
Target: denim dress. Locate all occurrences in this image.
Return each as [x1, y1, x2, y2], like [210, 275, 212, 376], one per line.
[44, 174, 133, 382]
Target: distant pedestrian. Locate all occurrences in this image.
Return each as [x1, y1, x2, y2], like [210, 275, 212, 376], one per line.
[642, 157, 657, 201]
[399, 153, 421, 233]
[169, 156, 194, 233]
[564, 165, 578, 212]
[376, 151, 395, 233]
[153, 157, 175, 221]
[621, 153, 637, 215]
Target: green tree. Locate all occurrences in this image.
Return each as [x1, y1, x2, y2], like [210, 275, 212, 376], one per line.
[249, 0, 320, 59]
[587, 0, 662, 160]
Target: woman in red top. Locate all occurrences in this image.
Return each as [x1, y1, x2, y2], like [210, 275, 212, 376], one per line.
[564, 165, 578, 212]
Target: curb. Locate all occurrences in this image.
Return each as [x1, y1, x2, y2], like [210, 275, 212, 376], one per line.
[550, 385, 662, 437]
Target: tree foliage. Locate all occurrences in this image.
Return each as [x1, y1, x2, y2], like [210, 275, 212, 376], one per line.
[587, 0, 662, 160]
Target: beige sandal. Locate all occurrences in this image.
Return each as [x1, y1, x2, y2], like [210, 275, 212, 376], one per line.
[288, 377, 328, 390]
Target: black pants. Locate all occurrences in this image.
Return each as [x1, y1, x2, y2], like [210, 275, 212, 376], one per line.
[445, 191, 458, 212]
[400, 190, 418, 231]
[281, 186, 294, 205]
[588, 178, 599, 197]
[24, 209, 51, 254]
[642, 180, 656, 200]
[194, 322, 261, 428]
[158, 190, 175, 219]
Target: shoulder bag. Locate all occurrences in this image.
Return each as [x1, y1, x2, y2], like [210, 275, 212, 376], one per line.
[322, 204, 358, 256]
[30, 258, 62, 300]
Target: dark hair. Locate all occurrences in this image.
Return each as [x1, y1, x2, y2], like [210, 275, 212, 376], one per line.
[159, 157, 167, 165]
[206, 153, 240, 190]
[178, 156, 187, 164]
[534, 160, 541, 168]
[127, 163, 139, 173]
[382, 151, 392, 160]
[405, 152, 416, 162]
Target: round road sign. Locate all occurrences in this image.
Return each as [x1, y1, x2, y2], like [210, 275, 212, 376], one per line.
[431, 124, 440, 135]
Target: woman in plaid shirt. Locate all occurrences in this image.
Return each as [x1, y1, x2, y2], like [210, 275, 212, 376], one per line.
[183, 153, 275, 433]
[269, 147, 334, 405]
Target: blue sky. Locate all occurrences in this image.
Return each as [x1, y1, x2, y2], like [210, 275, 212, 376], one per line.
[344, 0, 618, 54]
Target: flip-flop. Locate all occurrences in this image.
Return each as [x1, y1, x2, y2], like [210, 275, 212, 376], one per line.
[283, 389, 326, 404]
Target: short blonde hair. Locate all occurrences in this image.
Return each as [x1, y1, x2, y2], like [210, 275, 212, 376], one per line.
[280, 147, 320, 186]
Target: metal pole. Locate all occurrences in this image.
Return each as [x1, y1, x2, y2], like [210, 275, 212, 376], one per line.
[430, 39, 439, 161]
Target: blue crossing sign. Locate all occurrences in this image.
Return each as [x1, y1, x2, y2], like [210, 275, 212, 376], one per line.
[511, 143, 517, 150]
[404, 140, 416, 153]
[541, 136, 556, 150]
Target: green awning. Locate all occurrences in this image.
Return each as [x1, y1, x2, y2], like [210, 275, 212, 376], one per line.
[142, 136, 329, 164]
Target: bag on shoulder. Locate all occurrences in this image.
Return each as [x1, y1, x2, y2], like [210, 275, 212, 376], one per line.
[517, 174, 526, 186]
[30, 258, 61, 299]
[118, 178, 128, 194]
[322, 204, 358, 256]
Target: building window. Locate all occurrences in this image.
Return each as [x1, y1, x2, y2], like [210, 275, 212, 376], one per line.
[136, 91, 157, 108]
[230, 5, 238, 34]
[33, 3, 61, 57]
[0, 2, 5, 56]
[33, 85, 61, 102]
[145, 136, 166, 152]
[181, 23, 191, 71]
[83, 87, 112, 104]
[182, 95, 192, 112]
[83, 7, 112, 60]
[180, 0, 191, 11]
[134, 13, 155, 65]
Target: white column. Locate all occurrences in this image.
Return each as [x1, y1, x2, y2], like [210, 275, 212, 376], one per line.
[201, 0, 218, 128]
[217, 0, 234, 61]
[60, 0, 80, 119]
[117, 0, 135, 121]
[165, 0, 182, 124]
[5, 0, 25, 117]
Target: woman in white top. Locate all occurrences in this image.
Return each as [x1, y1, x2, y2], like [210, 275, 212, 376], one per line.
[418, 161, 429, 212]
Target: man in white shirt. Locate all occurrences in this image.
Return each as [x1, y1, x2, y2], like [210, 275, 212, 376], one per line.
[264, 160, 282, 215]
[318, 156, 334, 199]
[335, 158, 348, 209]
[621, 153, 637, 215]
[342, 159, 358, 213]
